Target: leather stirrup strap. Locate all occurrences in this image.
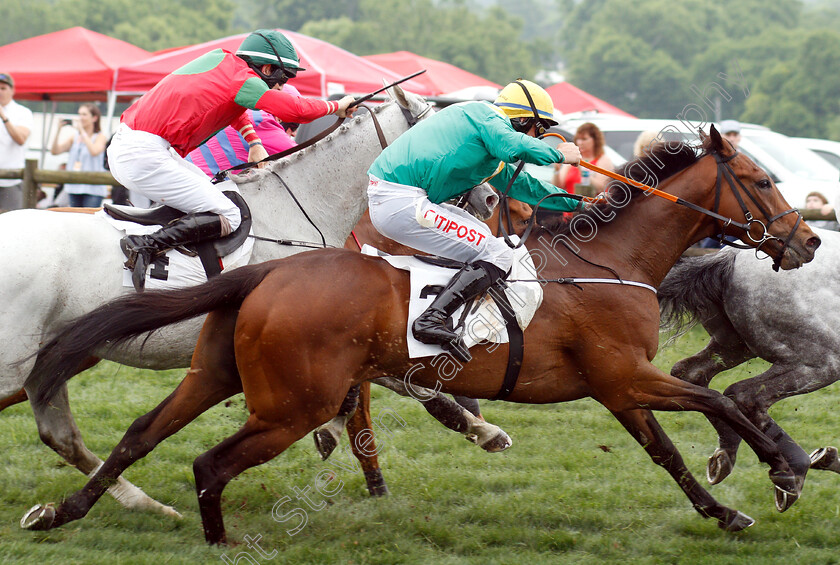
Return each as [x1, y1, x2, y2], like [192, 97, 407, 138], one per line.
[489, 286, 524, 400]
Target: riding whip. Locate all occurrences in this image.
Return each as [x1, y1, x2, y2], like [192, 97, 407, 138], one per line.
[349, 70, 427, 108]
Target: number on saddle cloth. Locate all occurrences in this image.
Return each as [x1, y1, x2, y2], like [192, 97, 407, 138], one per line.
[103, 191, 253, 280]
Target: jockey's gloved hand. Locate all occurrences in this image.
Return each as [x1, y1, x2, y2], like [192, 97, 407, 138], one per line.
[248, 142, 269, 167]
[335, 96, 357, 118]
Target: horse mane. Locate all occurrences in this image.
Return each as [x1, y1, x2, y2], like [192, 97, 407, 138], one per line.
[266, 100, 398, 173]
[537, 141, 706, 237]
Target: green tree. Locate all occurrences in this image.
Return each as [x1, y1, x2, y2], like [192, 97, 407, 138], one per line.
[300, 0, 538, 85]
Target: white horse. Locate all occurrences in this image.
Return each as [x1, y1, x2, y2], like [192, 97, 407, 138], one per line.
[1, 86, 435, 517]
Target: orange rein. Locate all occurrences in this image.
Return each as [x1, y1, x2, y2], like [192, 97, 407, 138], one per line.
[543, 133, 679, 204]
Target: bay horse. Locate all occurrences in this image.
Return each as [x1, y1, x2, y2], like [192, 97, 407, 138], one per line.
[21, 128, 820, 543]
[322, 197, 533, 495]
[0, 85, 433, 516]
[659, 227, 840, 510]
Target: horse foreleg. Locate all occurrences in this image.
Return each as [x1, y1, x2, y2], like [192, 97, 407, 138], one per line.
[313, 385, 360, 461]
[24, 380, 180, 518]
[0, 388, 27, 412]
[374, 376, 511, 452]
[615, 365, 798, 507]
[611, 408, 754, 531]
[452, 395, 482, 419]
[346, 381, 389, 496]
[670, 331, 754, 484]
[719, 363, 831, 508]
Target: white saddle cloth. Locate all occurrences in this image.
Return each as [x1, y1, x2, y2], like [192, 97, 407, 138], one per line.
[361, 236, 543, 359]
[96, 204, 254, 291]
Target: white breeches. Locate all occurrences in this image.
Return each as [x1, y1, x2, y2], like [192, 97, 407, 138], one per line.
[107, 124, 241, 231]
[367, 176, 513, 272]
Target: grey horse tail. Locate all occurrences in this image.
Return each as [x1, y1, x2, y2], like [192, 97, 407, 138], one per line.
[658, 250, 737, 344]
[24, 261, 277, 407]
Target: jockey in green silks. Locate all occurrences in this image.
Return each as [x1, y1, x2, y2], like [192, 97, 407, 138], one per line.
[367, 79, 581, 362]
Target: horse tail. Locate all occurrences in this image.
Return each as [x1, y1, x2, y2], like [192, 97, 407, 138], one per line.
[26, 261, 277, 406]
[658, 250, 737, 345]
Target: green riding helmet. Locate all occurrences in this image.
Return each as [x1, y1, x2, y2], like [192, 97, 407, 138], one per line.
[236, 29, 306, 72]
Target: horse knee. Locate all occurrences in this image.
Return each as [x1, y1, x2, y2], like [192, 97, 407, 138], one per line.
[723, 382, 766, 419]
[36, 423, 83, 461]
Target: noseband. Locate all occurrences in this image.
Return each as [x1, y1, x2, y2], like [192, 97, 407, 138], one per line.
[707, 151, 802, 271]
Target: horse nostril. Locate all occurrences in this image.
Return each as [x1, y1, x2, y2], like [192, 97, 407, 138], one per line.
[807, 236, 822, 250]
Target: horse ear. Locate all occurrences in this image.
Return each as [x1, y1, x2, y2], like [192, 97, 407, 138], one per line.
[708, 124, 728, 154]
[387, 84, 409, 109]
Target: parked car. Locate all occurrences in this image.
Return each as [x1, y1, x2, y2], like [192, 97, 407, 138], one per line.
[558, 116, 840, 210]
[793, 137, 840, 172]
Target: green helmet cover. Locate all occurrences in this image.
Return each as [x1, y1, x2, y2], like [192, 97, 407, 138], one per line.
[236, 30, 305, 71]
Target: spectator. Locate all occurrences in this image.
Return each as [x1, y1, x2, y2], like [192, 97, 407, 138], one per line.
[720, 120, 741, 149]
[805, 191, 839, 231]
[0, 73, 33, 211]
[633, 130, 662, 158]
[50, 103, 108, 208]
[552, 122, 613, 194]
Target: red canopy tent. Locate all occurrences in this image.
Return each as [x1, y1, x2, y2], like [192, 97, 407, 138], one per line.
[114, 31, 433, 97]
[0, 27, 152, 102]
[546, 82, 634, 118]
[363, 51, 500, 96]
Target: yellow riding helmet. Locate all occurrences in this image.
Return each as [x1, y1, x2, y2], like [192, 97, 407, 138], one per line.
[494, 80, 558, 126]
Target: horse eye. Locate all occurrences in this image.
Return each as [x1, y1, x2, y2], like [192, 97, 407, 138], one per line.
[756, 178, 771, 190]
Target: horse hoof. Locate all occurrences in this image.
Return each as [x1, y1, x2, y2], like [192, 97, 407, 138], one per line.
[774, 486, 800, 513]
[706, 448, 733, 485]
[368, 483, 390, 497]
[313, 429, 338, 461]
[20, 504, 56, 531]
[160, 504, 183, 519]
[768, 470, 799, 498]
[479, 430, 512, 453]
[718, 510, 755, 532]
[810, 446, 840, 471]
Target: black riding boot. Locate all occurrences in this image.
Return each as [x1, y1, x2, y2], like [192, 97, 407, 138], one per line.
[120, 213, 223, 292]
[412, 261, 505, 362]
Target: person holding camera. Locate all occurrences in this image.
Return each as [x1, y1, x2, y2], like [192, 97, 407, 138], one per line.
[51, 103, 108, 208]
[0, 73, 33, 211]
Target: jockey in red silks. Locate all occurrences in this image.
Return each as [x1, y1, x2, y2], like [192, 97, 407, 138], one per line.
[108, 30, 356, 291]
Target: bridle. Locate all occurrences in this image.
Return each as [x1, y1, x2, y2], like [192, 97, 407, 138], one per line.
[704, 151, 802, 271]
[497, 133, 802, 271]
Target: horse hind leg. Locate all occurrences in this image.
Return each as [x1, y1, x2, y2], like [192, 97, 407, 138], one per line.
[193, 401, 338, 544]
[0, 388, 27, 412]
[24, 380, 180, 519]
[611, 408, 754, 532]
[22, 316, 245, 531]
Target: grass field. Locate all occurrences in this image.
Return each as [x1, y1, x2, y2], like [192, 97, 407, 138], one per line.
[1, 327, 840, 564]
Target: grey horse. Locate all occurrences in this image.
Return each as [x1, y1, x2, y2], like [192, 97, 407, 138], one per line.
[659, 227, 840, 511]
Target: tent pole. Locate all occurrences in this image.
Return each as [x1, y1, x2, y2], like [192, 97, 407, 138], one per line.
[105, 90, 117, 136]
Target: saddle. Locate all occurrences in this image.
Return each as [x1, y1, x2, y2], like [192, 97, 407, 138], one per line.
[413, 254, 524, 401]
[103, 190, 252, 279]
